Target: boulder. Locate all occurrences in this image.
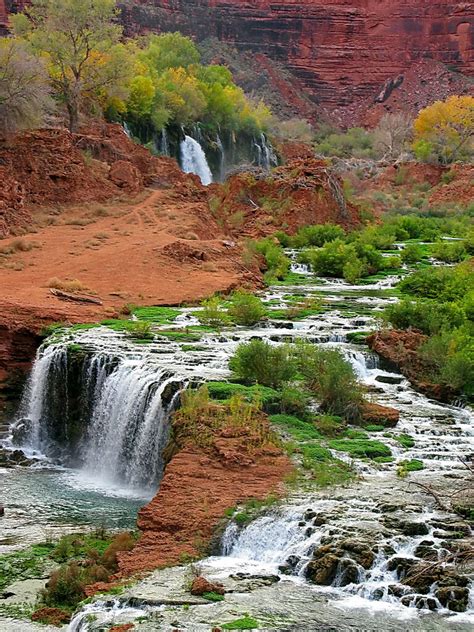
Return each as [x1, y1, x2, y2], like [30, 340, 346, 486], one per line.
[435, 586, 469, 612]
[360, 402, 399, 428]
[109, 160, 143, 193]
[190, 576, 225, 596]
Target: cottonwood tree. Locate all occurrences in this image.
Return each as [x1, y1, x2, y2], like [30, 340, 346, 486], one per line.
[373, 112, 413, 160]
[12, 0, 134, 132]
[413, 95, 474, 164]
[0, 38, 52, 136]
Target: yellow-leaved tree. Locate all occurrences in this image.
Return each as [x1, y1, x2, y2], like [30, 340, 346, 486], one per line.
[413, 95, 474, 164]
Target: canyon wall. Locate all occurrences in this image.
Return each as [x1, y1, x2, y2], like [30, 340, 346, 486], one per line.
[120, 0, 473, 111]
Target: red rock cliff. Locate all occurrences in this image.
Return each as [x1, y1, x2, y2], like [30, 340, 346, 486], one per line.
[120, 0, 473, 112]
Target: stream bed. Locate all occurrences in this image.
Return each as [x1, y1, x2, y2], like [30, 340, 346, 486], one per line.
[1, 261, 473, 630]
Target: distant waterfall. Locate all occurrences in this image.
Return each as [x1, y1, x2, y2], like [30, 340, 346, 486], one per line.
[216, 133, 225, 181]
[255, 133, 277, 170]
[180, 135, 213, 185]
[160, 128, 170, 156]
[15, 343, 183, 490]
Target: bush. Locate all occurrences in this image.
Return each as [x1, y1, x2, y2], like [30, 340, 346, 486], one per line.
[41, 563, 86, 608]
[269, 414, 321, 441]
[229, 340, 296, 389]
[401, 243, 424, 264]
[314, 414, 345, 437]
[292, 223, 345, 248]
[399, 264, 472, 302]
[253, 238, 290, 282]
[383, 299, 465, 335]
[199, 296, 230, 329]
[228, 290, 266, 326]
[279, 385, 311, 418]
[295, 343, 364, 419]
[124, 320, 153, 340]
[431, 240, 467, 263]
[206, 381, 281, 411]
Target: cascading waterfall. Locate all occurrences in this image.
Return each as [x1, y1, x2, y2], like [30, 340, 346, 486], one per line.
[216, 133, 225, 181]
[159, 128, 170, 156]
[81, 364, 182, 489]
[180, 135, 213, 185]
[15, 342, 184, 490]
[255, 132, 278, 170]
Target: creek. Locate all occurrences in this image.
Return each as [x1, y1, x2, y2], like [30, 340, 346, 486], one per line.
[1, 257, 473, 629]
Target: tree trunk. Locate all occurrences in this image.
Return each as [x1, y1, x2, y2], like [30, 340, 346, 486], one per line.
[67, 99, 79, 133]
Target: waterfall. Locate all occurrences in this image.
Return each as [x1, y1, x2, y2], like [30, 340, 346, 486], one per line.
[160, 128, 170, 156]
[216, 133, 225, 181]
[255, 133, 277, 170]
[81, 364, 182, 489]
[15, 343, 184, 490]
[180, 135, 213, 186]
[123, 122, 132, 139]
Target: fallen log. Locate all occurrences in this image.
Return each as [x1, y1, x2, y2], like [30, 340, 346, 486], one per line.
[49, 288, 103, 305]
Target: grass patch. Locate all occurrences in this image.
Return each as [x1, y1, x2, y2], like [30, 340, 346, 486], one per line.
[132, 306, 182, 324]
[221, 615, 260, 630]
[397, 459, 424, 477]
[328, 439, 392, 459]
[207, 382, 281, 412]
[270, 414, 322, 441]
[203, 591, 225, 602]
[395, 434, 415, 448]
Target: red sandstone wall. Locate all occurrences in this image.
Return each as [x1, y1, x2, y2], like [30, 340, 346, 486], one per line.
[120, 0, 473, 108]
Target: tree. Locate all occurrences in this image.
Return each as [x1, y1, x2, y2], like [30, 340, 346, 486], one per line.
[374, 112, 412, 160]
[0, 38, 52, 135]
[413, 95, 474, 164]
[13, 0, 133, 132]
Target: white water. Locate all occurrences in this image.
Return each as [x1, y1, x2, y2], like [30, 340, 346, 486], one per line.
[180, 135, 213, 185]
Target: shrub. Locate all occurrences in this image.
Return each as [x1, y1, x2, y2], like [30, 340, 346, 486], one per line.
[279, 385, 311, 418]
[47, 277, 86, 293]
[206, 381, 281, 412]
[229, 340, 296, 389]
[253, 238, 290, 282]
[314, 414, 345, 437]
[228, 290, 266, 326]
[401, 243, 424, 264]
[431, 240, 467, 263]
[199, 296, 230, 329]
[124, 320, 153, 340]
[399, 264, 472, 302]
[292, 223, 345, 248]
[295, 343, 364, 419]
[343, 257, 366, 283]
[41, 563, 86, 608]
[383, 299, 465, 335]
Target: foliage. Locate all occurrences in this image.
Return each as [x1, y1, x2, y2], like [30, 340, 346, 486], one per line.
[290, 223, 346, 249]
[397, 459, 424, 477]
[0, 38, 52, 135]
[383, 299, 465, 335]
[206, 381, 280, 411]
[413, 95, 474, 164]
[228, 290, 266, 326]
[400, 243, 424, 264]
[252, 238, 290, 283]
[373, 112, 413, 159]
[124, 320, 153, 340]
[398, 263, 473, 302]
[295, 343, 364, 419]
[279, 385, 311, 419]
[13, 0, 133, 132]
[431, 240, 467, 263]
[269, 414, 321, 441]
[229, 339, 296, 389]
[199, 296, 230, 329]
[316, 126, 375, 159]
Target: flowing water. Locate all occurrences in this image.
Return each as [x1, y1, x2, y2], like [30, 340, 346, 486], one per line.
[180, 135, 213, 185]
[1, 258, 473, 627]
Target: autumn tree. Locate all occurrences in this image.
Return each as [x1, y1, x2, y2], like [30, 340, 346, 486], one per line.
[373, 112, 412, 160]
[0, 38, 52, 135]
[413, 95, 474, 164]
[13, 0, 134, 132]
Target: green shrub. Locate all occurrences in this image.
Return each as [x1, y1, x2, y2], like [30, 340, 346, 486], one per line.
[314, 415, 345, 436]
[431, 240, 467, 263]
[253, 238, 290, 282]
[228, 290, 266, 326]
[383, 299, 465, 335]
[401, 243, 424, 264]
[199, 296, 230, 329]
[124, 320, 153, 340]
[292, 223, 345, 248]
[295, 343, 364, 419]
[301, 444, 332, 463]
[229, 340, 296, 389]
[343, 257, 366, 283]
[279, 385, 311, 418]
[41, 563, 86, 608]
[399, 263, 472, 302]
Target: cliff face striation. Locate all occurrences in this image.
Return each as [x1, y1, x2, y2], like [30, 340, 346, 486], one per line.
[119, 0, 473, 120]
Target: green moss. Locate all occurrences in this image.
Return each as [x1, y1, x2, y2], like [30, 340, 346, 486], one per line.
[222, 615, 260, 630]
[269, 414, 322, 441]
[203, 591, 225, 602]
[395, 434, 415, 448]
[301, 444, 332, 463]
[364, 424, 385, 432]
[132, 306, 182, 324]
[157, 330, 202, 342]
[328, 439, 392, 459]
[397, 459, 424, 477]
[207, 382, 281, 412]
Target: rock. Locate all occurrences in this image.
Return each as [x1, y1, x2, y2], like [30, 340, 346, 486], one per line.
[190, 576, 225, 596]
[305, 538, 374, 586]
[401, 595, 437, 610]
[384, 517, 429, 536]
[305, 552, 340, 585]
[109, 160, 143, 193]
[304, 509, 317, 521]
[435, 586, 469, 612]
[375, 375, 404, 385]
[386, 557, 417, 579]
[312, 514, 327, 527]
[414, 541, 438, 561]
